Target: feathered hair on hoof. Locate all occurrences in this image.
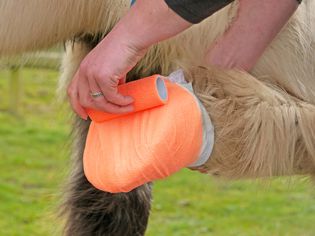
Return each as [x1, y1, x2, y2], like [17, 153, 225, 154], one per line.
[185, 66, 315, 179]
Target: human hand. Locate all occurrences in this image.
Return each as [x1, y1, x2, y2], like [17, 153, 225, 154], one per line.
[67, 0, 192, 120]
[205, 0, 298, 71]
[67, 30, 147, 120]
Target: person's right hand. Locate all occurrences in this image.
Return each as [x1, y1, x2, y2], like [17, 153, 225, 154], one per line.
[67, 0, 191, 120]
[67, 30, 147, 120]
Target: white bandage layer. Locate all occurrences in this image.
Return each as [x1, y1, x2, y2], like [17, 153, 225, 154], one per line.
[168, 69, 214, 167]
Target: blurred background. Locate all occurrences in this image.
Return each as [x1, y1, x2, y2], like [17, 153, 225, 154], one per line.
[0, 49, 315, 236]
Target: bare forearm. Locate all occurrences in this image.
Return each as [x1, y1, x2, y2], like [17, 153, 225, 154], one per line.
[109, 0, 192, 50]
[206, 0, 299, 70]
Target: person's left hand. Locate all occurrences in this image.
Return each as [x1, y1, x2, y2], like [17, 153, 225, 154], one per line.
[205, 0, 298, 71]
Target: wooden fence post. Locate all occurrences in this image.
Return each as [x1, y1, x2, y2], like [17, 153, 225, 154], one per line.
[9, 66, 22, 115]
[1, 50, 62, 114]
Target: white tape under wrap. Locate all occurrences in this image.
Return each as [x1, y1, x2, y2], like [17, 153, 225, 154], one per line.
[168, 69, 214, 167]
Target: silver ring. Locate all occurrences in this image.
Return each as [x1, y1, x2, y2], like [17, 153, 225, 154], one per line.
[90, 91, 104, 98]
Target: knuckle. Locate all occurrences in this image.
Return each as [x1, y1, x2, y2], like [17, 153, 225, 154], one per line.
[95, 68, 111, 79]
[94, 98, 108, 107]
[79, 97, 90, 108]
[101, 106, 115, 113]
[67, 86, 75, 97]
[105, 94, 116, 103]
[96, 72, 118, 85]
[95, 75, 109, 86]
[95, 101, 113, 112]
[79, 63, 94, 79]
[79, 60, 89, 73]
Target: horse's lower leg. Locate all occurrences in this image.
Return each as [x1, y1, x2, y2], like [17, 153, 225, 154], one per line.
[60, 117, 152, 236]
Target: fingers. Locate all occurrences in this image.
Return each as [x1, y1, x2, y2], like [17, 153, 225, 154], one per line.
[118, 75, 126, 85]
[67, 72, 88, 120]
[69, 69, 134, 118]
[84, 75, 134, 114]
[95, 74, 134, 106]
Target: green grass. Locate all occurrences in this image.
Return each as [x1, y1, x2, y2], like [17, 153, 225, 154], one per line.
[0, 68, 315, 236]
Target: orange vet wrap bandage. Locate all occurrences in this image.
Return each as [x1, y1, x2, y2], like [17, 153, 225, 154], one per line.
[83, 76, 203, 193]
[86, 75, 168, 122]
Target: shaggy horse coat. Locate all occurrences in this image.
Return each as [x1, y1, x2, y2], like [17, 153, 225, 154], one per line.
[1, 0, 315, 235]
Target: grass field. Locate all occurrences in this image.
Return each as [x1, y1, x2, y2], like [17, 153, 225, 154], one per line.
[0, 68, 315, 236]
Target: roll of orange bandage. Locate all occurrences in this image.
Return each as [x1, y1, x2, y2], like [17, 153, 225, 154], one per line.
[86, 75, 168, 122]
[83, 75, 203, 193]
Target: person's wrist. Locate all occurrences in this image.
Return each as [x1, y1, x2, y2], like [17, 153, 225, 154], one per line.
[205, 0, 299, 71]
[107, 5, 149, 51]
[111, 0, 191, 51]
[106, 25, 148, 65]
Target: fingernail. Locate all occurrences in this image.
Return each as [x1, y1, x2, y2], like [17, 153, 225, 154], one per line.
[125, 96, 134, 103]
[81, 114, 88, 120]
[125, 105, 134, 113]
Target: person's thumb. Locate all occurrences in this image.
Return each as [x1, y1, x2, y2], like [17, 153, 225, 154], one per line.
[100, 78, 134, 106]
